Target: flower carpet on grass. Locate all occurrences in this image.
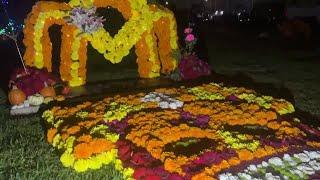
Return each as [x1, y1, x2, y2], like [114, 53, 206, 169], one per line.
[42, 82, 320, 179]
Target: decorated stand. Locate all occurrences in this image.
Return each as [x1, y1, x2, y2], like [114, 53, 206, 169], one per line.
[23, 0, 179, 87]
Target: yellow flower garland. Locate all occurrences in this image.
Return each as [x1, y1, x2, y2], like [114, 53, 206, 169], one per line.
[23, 0, 179, 86]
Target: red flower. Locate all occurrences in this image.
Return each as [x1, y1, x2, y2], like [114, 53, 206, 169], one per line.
[134, 167, 152, 179]
[116, 140, 132, 162]
[131, 152, 155, 166]
[145, 175, 162, 180]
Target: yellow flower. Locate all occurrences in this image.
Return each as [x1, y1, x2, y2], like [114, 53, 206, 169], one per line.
[74, 159, 89, 172]
[60, 152, 75, 167]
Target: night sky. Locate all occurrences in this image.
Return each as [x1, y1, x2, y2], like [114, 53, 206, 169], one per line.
[0, 0, 38, 91]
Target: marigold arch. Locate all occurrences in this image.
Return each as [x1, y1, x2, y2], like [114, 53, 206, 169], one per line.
[23, 0, 179, 87]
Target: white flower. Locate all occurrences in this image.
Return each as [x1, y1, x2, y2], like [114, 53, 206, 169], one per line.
[155, 96, 161, 102]
[294, 153, 310, 163]
[247, 164, 257, 172]
[268, 157, 284, 167]
[219, 173, 239, 180]
[237, 173, 252, 180]
[306, 151, 320, 160]
[309, 160, 320, 171]
[159, 101, 169, 108]
[297, 164, 315, 175]
[261, 161, 269, 167]
[290, 169, 304, 178]
[176, 101, 184, 107]
[169, 103, 177, 109]
[141, 92, 183, 109]
[265, 173, 281, 180]
[283, 154, 297, 166]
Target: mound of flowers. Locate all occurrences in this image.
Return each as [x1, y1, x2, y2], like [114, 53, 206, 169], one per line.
[42, 82, 320, 179]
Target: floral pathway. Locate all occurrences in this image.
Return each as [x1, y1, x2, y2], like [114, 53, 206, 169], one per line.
[42, 82, 320, 180]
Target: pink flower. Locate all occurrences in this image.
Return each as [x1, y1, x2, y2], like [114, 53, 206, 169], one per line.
[184, 27, 193, 34]
[185, 34, 195, 42]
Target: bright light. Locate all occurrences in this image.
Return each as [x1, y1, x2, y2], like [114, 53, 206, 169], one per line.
[220, 11, 224, 15]
[165, 1, 168, 5]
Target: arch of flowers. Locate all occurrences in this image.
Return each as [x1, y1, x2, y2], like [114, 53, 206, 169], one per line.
[23, 0, 179, 86]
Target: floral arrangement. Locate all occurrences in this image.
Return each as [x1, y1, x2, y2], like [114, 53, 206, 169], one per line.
[9, 67, 58, 96]
[174, 27, 211, 80]
[66, 7, 105, 33]
[23, 0, 179, 87]
[42, 81, 320, 179]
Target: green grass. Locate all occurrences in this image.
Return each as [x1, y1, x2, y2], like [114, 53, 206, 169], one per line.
[0, 105, 124, 180]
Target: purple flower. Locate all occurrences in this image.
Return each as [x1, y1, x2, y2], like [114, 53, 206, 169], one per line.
[194, 115, 210, 128]
[106, 118, 129, 135]
[179, 55, 211, 80]
[67, 7, 105, 33]
[181, 111, 193, 120]
[226, 95, 239, 102]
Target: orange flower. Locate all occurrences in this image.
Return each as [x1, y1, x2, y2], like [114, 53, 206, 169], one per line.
[228, 157, 240, 166]
[89, 139, 114, 154]
[238, 149, 254, 161]
[47, 128, 57, 143]
[66, 126, 81, 135]
[78, 135, 92, 143]
[74, 143, 93, 159]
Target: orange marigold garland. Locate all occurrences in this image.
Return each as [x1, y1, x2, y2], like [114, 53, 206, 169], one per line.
[23, 0, 179, 86]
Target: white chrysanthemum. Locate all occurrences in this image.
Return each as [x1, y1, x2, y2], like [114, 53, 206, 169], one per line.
[306, 151, 320, 160]
[169, 103, 177, 109]
[261, 161, 269, 167]
[219, 173, 239, 180]
[283, 154, 297, 166]
[265, 173, 281, 180]
[141, 92, 183, 109]
[294, 153, 310, 163]
[159, 101, 169, 108]
[290, 169, 304, 178]
[309, 160, 320, 171]
[237, 173, 252, 180]
[247, 164, 257, 172]
[297, 164, 315, 175]
[268, 157, 284, 167]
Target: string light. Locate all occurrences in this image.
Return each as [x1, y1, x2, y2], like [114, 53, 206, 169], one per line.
[0, 0, 28, 74]
[0, 19, 24, 40]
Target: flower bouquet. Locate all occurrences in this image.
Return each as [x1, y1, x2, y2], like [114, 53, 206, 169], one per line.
[8, 67, 64, 115]
[172, 27, 211, 81]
